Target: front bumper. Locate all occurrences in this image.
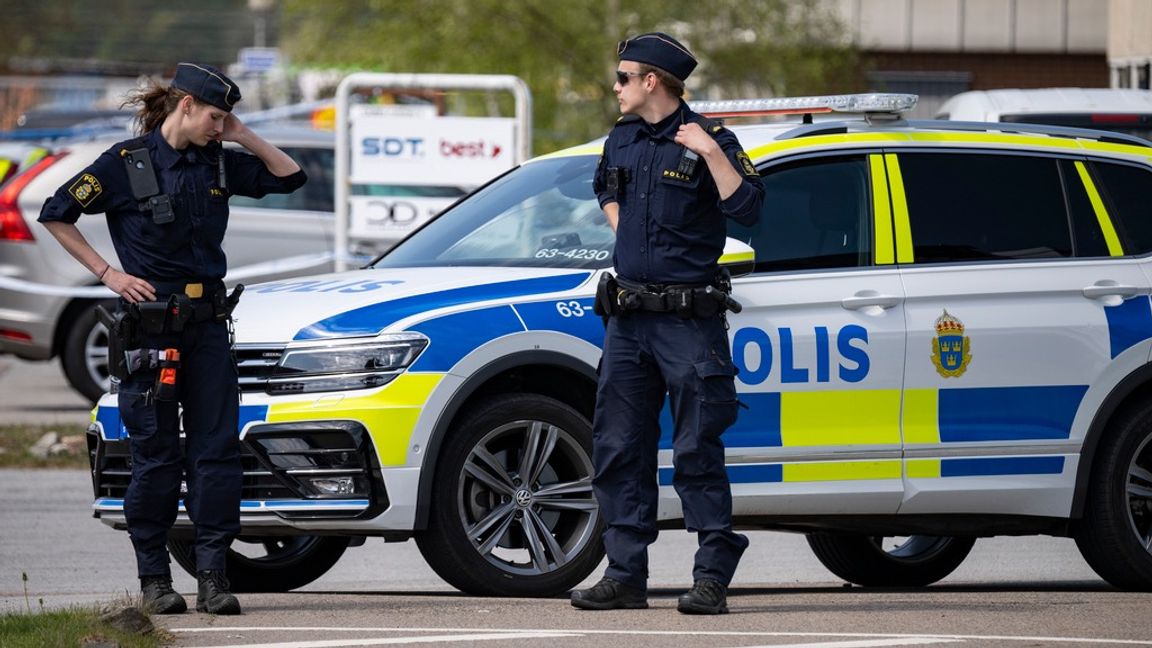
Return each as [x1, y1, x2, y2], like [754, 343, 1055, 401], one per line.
[87, 417, 389, 532]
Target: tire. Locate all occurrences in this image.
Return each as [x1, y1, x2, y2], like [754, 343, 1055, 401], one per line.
[415, 393, 604, 597]
[806, 533, 976, 587]
[167, 535, 350, 592]
[1074, 402, 1152, 590]
[61, 300, 116, 403]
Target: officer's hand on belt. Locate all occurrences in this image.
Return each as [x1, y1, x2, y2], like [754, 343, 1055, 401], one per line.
[101, 268, 156, 304]
[674, 123, 719, 158]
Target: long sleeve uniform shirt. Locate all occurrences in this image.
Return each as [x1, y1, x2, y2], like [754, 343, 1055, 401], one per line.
[39, 128, 307, 281]
[594, 101, 763, 285]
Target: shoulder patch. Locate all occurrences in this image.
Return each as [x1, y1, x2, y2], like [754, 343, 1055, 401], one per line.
[736, 151, 757, 177]
[691, 115, 725, 134]
[68, 173, 103, 207]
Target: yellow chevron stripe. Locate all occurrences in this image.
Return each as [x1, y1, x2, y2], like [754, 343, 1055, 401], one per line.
[780, 389, 901, 446]
[906, 458, 941, 478]
[902, 388, 940, 445]
[1074, 160, 1124, 256]
[870, 154, 895, 265]
[267, 373, 443, 466]
[884, 154, 914, 263]
[783, 460, 902, 482]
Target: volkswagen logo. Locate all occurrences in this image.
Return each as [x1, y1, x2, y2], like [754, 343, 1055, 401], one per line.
[514, 488, 533, 508]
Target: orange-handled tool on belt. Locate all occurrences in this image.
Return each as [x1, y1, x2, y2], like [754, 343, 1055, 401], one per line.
[156, 348, 180, 400]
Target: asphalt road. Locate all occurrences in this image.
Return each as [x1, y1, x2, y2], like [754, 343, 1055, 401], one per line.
[0, 355, 92, 425]
[2, 357, 1151, 647]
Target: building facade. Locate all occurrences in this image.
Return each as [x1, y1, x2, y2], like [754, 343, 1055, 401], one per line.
[832, 0, 1109, 116]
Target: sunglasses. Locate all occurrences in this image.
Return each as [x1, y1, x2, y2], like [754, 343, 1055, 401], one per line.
[615, 70, 646, 86]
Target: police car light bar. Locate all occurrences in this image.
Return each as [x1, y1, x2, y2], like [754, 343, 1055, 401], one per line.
[688, 93, 918, 118]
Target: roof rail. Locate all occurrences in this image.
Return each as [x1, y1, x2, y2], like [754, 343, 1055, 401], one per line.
[905, 119, 1152, 148]
[773, 118, 1152, 149]
[688, 93, 917, 119]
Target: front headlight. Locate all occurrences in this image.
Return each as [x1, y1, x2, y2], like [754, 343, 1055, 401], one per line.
[267, 334, 428, 395]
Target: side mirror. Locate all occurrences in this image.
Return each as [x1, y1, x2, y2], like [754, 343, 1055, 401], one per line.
[719, 237, 755, 277]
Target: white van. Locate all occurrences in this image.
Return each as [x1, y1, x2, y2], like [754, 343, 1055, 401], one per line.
[936, 87, 1152, 141]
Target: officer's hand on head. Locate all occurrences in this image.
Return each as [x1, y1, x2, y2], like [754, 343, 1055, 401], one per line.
[675, 123, 720, 158]
[219, 113, 249, 143]
[102, 268, 156, 304]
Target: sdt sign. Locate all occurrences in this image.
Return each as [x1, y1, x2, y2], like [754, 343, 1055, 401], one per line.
[351, 116, 516, 185]
[361, 137, 425, 157]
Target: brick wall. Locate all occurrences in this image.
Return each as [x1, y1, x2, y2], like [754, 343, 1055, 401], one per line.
[865, 52, 1109, 89]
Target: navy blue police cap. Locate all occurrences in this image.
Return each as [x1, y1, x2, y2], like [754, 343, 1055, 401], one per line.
[171, 62, 242, 112]
[617, 32, 698, 81]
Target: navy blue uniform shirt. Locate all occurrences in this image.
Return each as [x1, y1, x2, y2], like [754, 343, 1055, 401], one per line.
[595, 101, 763, 285]
[39, 128, 307, 281]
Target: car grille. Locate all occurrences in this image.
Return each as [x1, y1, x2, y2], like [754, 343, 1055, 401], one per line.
[90, 433, 298, 501]
[235, 344, 285, 394]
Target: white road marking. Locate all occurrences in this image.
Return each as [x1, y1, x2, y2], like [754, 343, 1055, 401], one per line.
[170, 627, 1152, 646]
[731, 639, 963, 648]
[182, 631, 578, 648]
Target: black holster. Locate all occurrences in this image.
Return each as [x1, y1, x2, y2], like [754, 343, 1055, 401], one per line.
[96, 305, 140, 381]
[135, 300, 171, 335]
[593, 272, 619, 322]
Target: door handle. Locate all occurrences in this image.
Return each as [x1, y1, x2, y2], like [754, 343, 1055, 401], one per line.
[1082, 282, 1140, 299]
[841, 292, 901, 310]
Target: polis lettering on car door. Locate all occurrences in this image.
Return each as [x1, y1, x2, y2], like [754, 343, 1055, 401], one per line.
[732, 325, 870, 385]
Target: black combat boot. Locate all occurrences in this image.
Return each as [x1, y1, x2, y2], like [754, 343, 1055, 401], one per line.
[196, 570, 241, 615]
[140, 575, 187, 614]
[570, 577, 648, 610]
[677, 579, 728, 615]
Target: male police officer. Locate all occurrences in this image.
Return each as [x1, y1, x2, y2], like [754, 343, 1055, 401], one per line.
[570, 34, 764, 614]
[40, 63, 306, 615]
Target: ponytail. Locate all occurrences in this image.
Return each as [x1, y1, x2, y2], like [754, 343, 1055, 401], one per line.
[122, 78, 189, 134]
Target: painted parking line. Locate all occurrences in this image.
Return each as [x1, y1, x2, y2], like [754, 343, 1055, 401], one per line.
[171, 627, 1152, 647]
[180, 631, 578, 648]
[736, 639, 963, 648]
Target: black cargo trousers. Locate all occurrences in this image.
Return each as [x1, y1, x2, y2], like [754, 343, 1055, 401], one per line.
[116, 289, 240, 579]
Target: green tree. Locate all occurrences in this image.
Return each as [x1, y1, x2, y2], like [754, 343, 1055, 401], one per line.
[2, 0, 257, 72]
[280, 0, 860, 152]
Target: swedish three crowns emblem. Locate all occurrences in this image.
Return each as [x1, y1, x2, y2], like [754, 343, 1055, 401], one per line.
[931, 310, 971, 378]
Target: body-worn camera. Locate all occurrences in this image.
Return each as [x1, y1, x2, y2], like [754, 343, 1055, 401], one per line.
[123, 147, 175, 225]
[604, 166, 630, 198]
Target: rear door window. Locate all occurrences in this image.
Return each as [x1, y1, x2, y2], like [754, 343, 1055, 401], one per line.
[898, 152, 1073, 262]
[1088, 160, 1152, 255]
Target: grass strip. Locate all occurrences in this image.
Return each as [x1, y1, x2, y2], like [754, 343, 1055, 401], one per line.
[0, 423, 90, 469]
[0, 607, 165, 648]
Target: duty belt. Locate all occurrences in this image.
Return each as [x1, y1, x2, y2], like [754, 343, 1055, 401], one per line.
[147, 279, 224, 300]
[614, 278, 706, 313]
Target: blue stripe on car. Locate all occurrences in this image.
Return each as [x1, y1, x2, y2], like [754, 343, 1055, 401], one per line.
[97, 405, 126, 440]
[513, 299, 604, 348]
[294, 273, 592, 340]
[659, 463, 783, 486]
[941, 456, 1065, 477]
[408, 306, 525, 372]
[1104, 295, 1152, 359]
[95, 404, 268, 440]
[938, 385, 1087, 441]
[659, 392, 782, 450]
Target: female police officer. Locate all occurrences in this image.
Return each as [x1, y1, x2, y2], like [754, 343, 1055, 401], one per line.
[570, 34, 763, 615]
[39, 63, 306, 615]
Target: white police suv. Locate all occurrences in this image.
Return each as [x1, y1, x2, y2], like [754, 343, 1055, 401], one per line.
[88, 94, 1152, 596]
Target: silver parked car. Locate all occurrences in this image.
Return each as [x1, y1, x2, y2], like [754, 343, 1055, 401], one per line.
[0, 125, 336, 401]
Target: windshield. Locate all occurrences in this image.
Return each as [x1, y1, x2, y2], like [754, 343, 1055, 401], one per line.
[373, 155, 614, 269]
